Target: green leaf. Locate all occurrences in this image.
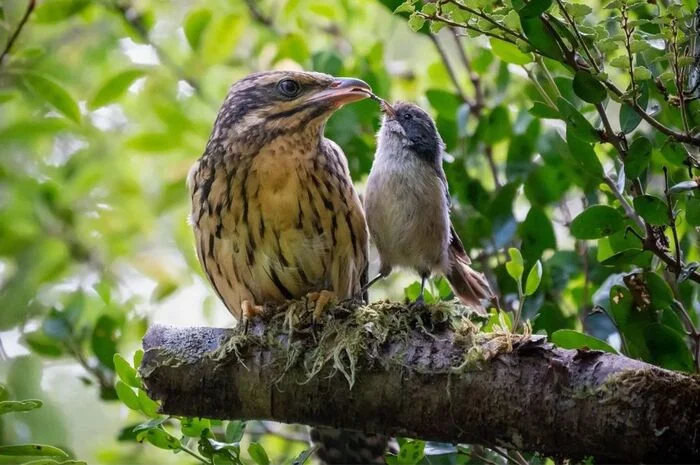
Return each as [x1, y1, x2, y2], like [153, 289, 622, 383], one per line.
[484, 106, 511, 144]
[521, 16, 564, 61]
[22, 73, 81, 123]
[139, 427, 181, 450]
[505, 248, 524, 285]
[625, 137, 652, 178]
[0, 385, 7, 402]
[181, 417, 210, 438]
[138, 389, 160, 418]
[661, 140, 689, 165]
[133, 349, 144, 369]
[517, 0, 552, 18]
[633, 195, 668, 226]
[91, 315, 119, 369]
[572, 71, 607, 103]
[113, 353, 139, 388]
[519, 207, 556, 263]
[394, 2, 415, 14]
[397, 440, 425, 465]
[686, 197, 700, 226]
[529, 101, 560, 118]
[600, 249, 653, 267]
[644, 324, 695, 372]
[644, 272, 674, 309]
[556, 97, 597, 142]
[524, 260, 542, 296]
[408, 13, 426, 32]
[0, 399, 42, 415]
[490, 38, 532, 65]
[633, 66, 652, 81]
[89, 69, 145, 109]
[184, 8, 212, 50]
[200, 14, 244, 65]
[0, 444, 69, 458]
[23, 331, 64, 357]
[620, 82, 648, 133]
[570, 205, 625, 239]
[248, 443, 270, 465]
[225, 420, 246, 443]
[115, 381, 140, 411]
[551, 329, 617, 353]
[33, 0, 90, 23]
[566, 128, 603, 177]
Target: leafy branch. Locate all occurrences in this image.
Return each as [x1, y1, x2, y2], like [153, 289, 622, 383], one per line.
[0, 0, 36, 68]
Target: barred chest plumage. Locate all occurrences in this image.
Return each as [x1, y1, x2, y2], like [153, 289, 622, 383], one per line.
[188, 133, 368, 320]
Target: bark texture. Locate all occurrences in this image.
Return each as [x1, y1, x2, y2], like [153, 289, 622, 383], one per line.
[139, 302, 700, 463]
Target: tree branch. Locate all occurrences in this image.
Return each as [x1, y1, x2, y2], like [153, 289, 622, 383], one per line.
[0, 0, 36, 68]
[140, 303, 700, 464]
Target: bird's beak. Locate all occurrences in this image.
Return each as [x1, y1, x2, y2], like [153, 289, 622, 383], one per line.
[380, 100, 396, 118]
[307, 77, 372, 107]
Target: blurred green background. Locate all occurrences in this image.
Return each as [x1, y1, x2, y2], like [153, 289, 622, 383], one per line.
[0, 0, 698, 463]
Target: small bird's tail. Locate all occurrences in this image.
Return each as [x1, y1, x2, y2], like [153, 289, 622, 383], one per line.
[446, 226, 493, 314]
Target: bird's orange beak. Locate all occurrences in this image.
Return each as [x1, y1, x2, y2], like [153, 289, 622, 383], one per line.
[307, 77, 372, 107]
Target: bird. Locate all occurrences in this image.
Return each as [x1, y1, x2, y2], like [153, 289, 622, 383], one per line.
[363, 101, 493, 311]
[187, 70, 371, 322]
[187, 70, 385, 464]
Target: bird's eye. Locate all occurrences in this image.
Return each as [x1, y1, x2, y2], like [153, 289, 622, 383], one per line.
[402, 113, 413, 121]
[278, 79, 301, 97]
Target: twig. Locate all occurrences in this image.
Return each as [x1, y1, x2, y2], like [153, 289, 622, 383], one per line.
[450, 29, 484, 115]
[447, 0, 528, 43]
[663, 167, 682, 281]
[554, 0, 599, 72]
[522, 65, 557, 108]
[621, 5, 638, 103]
[484, 145, 502, 189]
[243, 0, 275, 28]
[603, 175, 645, 232]
[0, 0, 36, 67]
[428, 33, 470, 105]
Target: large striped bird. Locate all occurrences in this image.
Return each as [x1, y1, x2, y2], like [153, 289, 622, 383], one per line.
[187, 70, 386, 464]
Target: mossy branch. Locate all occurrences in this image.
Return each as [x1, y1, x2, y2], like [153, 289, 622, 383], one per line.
[139, 301, 700, 463]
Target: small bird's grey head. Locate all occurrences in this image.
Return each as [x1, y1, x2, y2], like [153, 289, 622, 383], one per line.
[378, 101, 444, 163]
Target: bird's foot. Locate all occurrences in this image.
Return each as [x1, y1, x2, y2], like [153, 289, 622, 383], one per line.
[337, 294, 366, 308]
[409, 295, 427, 311]
[305, 290, 336, 321]
[241, 300, 265, 334]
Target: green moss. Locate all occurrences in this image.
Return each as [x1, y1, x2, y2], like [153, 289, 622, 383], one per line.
[207, 298, 525, 387]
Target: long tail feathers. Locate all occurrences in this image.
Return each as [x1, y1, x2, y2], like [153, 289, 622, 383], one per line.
[446, 228, 493, 314]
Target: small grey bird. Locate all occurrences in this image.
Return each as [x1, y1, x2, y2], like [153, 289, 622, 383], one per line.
[363, 101, 493, 311]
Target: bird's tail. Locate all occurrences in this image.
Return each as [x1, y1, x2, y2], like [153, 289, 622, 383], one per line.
[310, 427, 387, 464]
[446, 228, 493, 314]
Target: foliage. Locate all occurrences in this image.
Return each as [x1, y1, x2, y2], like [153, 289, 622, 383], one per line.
[0, 0, 698, 463]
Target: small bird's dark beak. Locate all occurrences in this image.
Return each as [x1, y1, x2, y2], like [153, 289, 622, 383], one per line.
[308, 77, 372, 107]
[380, 100, 396, 118]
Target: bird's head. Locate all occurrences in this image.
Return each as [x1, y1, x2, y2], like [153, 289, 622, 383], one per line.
[378, 101, 444, 162]
[210, 70, 371, 151]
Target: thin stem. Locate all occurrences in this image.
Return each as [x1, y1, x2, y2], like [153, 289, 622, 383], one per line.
[536, 55, 562, 98]
[603, 175, 646, 232]
[425, 13, 520, 45]
[605, 82, 700, 146]
[663, 167, 682, 281]
[179, 445, 211, 464]
[484, 145, 502, 189]
[447, 0, 528, 43]
[0, 336, 7, 361]
[621, 5, 637, 104]
[450, 29, 484, 115]
[523, 65, 557, 108]
[554, 0, 599, 72]
[0, 0, 36, 67]
[428, 33, 470, 105]
[671, 18, 691, 135]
